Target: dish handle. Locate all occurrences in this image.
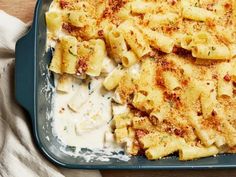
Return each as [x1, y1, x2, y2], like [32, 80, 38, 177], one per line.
[15, 27, 35, 118]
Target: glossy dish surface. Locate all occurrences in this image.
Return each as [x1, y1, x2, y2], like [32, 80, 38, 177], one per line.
[15, 0, 236, 169]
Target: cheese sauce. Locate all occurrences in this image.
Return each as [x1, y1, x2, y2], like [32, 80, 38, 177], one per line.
[52, 77, 114, 149]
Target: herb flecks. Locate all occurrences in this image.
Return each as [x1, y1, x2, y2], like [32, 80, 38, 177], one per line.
[68, 48, 77, 57]
[88, 82, 91, 90]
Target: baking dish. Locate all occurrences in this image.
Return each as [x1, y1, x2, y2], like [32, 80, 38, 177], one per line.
[15, 0, 236, 169]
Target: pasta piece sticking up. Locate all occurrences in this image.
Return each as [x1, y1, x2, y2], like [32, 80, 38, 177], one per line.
[118, 20, 151, 58]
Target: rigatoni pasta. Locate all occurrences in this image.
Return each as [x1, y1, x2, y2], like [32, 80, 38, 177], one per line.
[129, 0, 156, 14]
[179, 146, 219, 161]
[45, 11, 62, 33]
[162, 71, 181, 90]
[66, 11, 88, 27]
[217, 63, 233, 98]
[49, 42, 62, 74]
[86, 39, 106, 76]
[188, 112, 215, 147]
[103, 67, 124, 90]
[192, 44, 231, 60]
[61, 36, 78, 74]
[121, 50, 138, 67]
[200, 81, 217, 118]
[142, 28, 175, 53]
[144, 12, 179, 27]
[118, 20, 151, 58]
[108, 28, 127, 62]
[182, 5, 215, 21]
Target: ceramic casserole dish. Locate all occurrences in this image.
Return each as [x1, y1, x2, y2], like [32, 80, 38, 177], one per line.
[15, 0, 236, 169]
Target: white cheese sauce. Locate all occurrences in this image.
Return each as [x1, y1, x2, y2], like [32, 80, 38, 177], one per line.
[52, 76, 118, 149]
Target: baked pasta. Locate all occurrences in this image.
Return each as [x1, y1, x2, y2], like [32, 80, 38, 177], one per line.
[46, 0, 236, 160]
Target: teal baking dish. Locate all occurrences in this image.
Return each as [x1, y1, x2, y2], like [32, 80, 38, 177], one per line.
[15, 0, 236, 169]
